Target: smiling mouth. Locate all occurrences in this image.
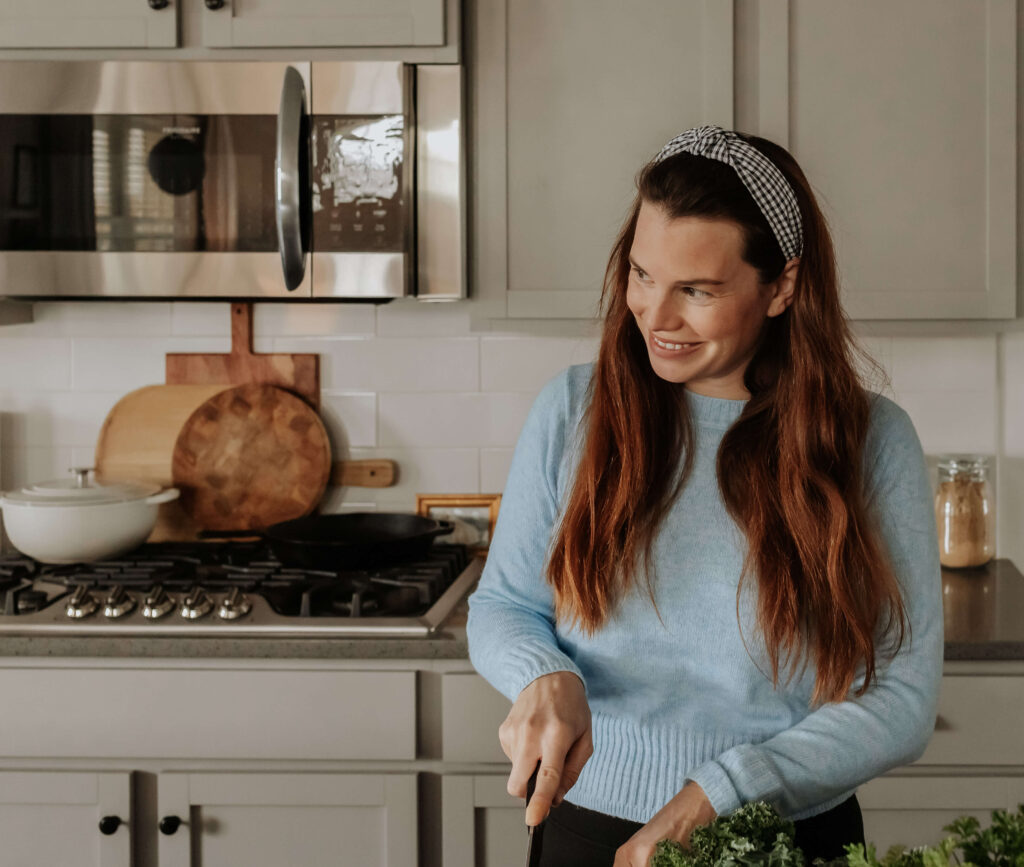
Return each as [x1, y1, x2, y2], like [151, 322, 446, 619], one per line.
[652, 335, 701, 350]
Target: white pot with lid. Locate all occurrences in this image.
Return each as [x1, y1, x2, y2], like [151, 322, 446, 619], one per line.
[0, 467, 179, 564]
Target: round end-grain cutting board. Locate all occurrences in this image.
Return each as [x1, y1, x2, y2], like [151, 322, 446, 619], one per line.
[172, 383, 332, 531]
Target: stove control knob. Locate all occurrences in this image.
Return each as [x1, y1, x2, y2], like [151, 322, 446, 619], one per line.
[66, 585, 98, 619]
[142, 585, 175, 620]
[217, 586, 252, 621]
[181, 586, 213, 620]
[103, 585, 137, 619]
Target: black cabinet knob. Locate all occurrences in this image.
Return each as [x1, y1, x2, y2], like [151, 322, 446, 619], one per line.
[147, 0, 170, 9]
[205, 0, 225, 9]
[98, 815, 122, 835]
[159, 815, 182, 835]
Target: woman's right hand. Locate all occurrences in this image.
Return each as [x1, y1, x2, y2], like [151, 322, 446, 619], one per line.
[498, 670, 593, 827]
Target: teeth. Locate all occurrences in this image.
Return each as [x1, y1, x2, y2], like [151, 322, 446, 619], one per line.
[654, 336, 693, 350]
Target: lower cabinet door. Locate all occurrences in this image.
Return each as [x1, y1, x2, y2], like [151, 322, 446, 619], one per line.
[0, 771, 132, 867]
[859, 775, 1022, 853]
[443, 773, 525, 867]
[158, 771, 417, 867]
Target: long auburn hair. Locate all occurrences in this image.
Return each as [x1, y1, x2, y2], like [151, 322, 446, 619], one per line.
[545, 133, 907, 706]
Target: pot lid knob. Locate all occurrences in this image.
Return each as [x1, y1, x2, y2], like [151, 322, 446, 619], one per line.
[69, 467, 94, 488]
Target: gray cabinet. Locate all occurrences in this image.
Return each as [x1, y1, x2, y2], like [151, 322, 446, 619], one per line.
[471, 0, 1018, 321]
[0, 0, 459, 57]
[0, 771, 132, 867]
[158, 772, 418, 867]
[470, 0, 733, 320]
[748, 0, 1017, 320]
[200, 0, 446, 49]
[0, 0, 177, 48]
[443, 774, 524, 867]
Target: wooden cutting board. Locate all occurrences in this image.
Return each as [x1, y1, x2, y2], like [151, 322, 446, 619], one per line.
[172, 383, 332, 532]
[94, 384, 235, 542]
[165, 302, 320, 410]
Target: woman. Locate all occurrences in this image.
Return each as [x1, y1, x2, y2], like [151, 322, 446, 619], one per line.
[465, 125, 943, 867]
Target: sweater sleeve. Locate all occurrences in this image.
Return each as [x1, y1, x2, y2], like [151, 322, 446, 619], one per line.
[683, 396, 944, 820]
[466, 367, 587, 702]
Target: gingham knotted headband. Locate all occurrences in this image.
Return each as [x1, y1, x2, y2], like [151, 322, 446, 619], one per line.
[655, 125, 803, 261]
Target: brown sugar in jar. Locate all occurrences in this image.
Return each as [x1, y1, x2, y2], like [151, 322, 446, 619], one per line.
[934, 455, 995, 569]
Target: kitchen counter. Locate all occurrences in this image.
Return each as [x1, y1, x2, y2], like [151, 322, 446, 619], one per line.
[0, 559, 1020, 660]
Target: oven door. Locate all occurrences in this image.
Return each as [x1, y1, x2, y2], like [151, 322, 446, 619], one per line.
[0, 61, 313, 299]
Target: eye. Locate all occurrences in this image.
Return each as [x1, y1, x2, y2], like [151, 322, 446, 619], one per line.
[631, 265, 650, 282]
[682, 286, 710, 299]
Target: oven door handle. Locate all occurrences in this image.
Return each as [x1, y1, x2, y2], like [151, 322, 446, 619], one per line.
[275, 65, 308, 292]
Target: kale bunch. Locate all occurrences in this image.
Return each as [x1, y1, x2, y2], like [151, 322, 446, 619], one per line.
[944, 806, 1024, 867]
[649, 800, 804, 867]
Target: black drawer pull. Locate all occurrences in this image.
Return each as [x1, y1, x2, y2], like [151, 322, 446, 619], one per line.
[159, 815, 182, 835]
[99, 815, 122, 835]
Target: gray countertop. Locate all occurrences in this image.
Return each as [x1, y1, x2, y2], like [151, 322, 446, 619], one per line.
[0, 559, 1020, 661]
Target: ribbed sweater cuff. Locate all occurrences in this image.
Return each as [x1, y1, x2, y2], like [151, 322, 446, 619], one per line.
[684, 761, 743, 817]
[504, 644, 587, 701]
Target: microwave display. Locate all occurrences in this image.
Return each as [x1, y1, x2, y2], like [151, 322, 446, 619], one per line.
[311, 114, 406, 254]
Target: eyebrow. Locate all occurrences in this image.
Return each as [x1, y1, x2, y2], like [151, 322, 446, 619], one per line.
[627, 256, 725, 286]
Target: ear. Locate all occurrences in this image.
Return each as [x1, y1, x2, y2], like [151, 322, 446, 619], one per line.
[765, 257, 799, 318]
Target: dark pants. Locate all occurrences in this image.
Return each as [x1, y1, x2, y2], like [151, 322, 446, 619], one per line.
[536, 793, 864, 866]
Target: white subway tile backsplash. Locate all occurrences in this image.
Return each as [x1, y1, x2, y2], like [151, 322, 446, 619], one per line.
[890, 336, 996, 393]
[323, 337, 479, 392]
[1002, 332, 1024, 458]
[0, 338, 72, 390]
[256, 303, 376, 336]
[481, 336, 599, 391]
[379, 392, 536, 449]
[320, 393, 376, 451]
[0, 302, 172, 338]
[0, 391, 121, 448]
[482, 392, 537, 447]
[481, 448, 515, 492]
[897, 388, 997, 455]
[71, 337, 227, 391]
[376, 299, 474, 336]
[380, 393, 484, 448]
[171, 302, 233, 337]
[1, 446, 75, 490]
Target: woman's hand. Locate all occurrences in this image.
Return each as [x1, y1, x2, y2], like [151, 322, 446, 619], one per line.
[498, 670, 592, 826]
[613, 781, 717, 867]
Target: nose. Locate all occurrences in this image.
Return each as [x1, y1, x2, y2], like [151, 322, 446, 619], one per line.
[645, 286, 684, 331]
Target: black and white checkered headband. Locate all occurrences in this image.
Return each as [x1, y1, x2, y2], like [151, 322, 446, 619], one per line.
[654, 125, 803, 261]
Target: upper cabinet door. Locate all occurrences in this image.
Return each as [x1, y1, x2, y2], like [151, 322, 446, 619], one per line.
[201, 0, 445, 48]
[477, 0, 734, 319]
[752, 0, 1016, 319]
[0, 0, 177, 48]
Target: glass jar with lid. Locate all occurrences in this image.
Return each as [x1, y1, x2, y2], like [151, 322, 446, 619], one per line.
[934, 454, 995, 569]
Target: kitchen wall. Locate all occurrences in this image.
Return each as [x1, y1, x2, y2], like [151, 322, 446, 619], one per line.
[0, 301, 1022, 568]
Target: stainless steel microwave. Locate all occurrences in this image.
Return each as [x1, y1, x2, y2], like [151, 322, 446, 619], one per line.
[0, 61, 464, 301]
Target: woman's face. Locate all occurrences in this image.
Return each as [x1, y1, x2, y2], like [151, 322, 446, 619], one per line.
[625, 200, 797, 399]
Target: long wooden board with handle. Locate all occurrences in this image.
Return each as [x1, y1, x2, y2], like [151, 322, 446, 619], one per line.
[165, 302, 320, 410]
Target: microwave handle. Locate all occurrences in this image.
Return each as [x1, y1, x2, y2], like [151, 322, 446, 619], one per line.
[275, 65, 307, 292]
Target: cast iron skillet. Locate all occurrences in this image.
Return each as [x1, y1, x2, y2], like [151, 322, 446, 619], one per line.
[200, 512, 455, 570]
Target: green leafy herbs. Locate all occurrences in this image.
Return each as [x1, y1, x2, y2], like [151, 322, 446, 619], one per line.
[649, 802, 1024, 867]
[944, 808, 1024, 867]
[649, 800, 804, 867]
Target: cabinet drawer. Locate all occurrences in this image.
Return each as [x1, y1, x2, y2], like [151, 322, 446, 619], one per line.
[917, 676, 1024, 765]
[0, 667, 415, 761]
[442, 673, 511, 763]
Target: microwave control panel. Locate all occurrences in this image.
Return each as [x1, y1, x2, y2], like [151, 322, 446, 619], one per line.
[311, 114, 408, 254]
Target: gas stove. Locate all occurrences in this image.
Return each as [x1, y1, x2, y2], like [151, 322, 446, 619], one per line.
[0, 541, 482, 637]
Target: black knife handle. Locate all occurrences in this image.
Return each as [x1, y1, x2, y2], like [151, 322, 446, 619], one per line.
[526, 762, 539, 808]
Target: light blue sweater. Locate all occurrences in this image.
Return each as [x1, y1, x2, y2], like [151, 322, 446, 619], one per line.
[466, 362, 944, 824]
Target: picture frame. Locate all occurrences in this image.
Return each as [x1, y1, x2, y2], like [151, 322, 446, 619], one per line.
[416, 493, 503, 556]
